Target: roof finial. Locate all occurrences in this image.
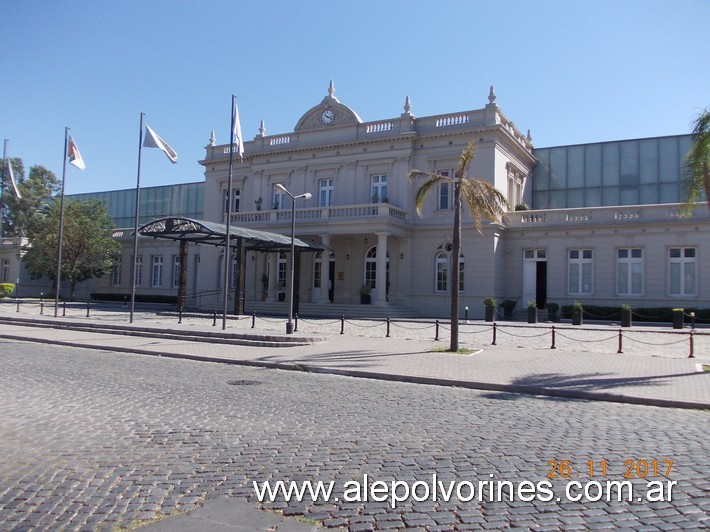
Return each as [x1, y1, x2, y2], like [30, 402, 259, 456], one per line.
[488, 85, 496, 104]
[209, 130, 216, 146]
[328, 79, 335, 98]
[404, 96, 412, 114]
[527, 129, 532, 143]
[259, 119, 266, 137]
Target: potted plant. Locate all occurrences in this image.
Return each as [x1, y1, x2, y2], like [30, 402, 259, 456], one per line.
[672, 308, 684, 329]
[621, 304, 632, 327]
[483, 297, 496, 322]
[501, 299, 517, 320]
[360, 284, 371, 305]
[546, 302, 559, 322]
[255, 197, 263, 211]
[572, 301, 583, 326]
[527, 300, 538, 323]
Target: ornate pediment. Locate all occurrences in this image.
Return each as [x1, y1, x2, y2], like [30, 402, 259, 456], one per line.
[294, 80, 362, 132]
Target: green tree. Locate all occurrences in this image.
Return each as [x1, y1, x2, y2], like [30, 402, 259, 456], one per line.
[409, 141, 509, 351]
[24, 198, 120, 299]
[681, 108, 710, 215]
[2, 161, 60, 236]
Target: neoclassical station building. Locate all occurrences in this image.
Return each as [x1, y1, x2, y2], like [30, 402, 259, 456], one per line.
[2, 83, 708, 318]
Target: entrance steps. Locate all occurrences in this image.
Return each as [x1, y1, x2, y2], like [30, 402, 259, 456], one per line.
[245, 300, 420, 319]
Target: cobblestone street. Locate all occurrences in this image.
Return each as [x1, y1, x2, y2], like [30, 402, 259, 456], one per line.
[1, 341, 708, 530]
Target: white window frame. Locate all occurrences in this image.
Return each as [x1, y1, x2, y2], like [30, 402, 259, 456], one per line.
[616, 248, 643, 295]
[2, 259, 10, 283]
[151, 255, 163, 287]
[134, 256, 143, 286]
[371, 174, 387, 203]
[172, 255, 181, 289]
[223, 188, 240, 214]
[438, 171, 453, 210]
[273, 185, 287, 210]
[112, 257, 122, 286]
[568, 249, 593, 295]
[669, 247, 696, 296]
[319, 179, 334, 207]
[435, 252, 448, 293]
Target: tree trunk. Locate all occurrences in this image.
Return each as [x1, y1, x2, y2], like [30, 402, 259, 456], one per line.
[450, 181, 461, 352]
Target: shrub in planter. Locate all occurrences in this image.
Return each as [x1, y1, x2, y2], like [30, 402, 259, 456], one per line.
[546, 302, 559, 322]
[621, 304, 632, 327]
[527, 300, 538, 323]
[572, 301, 583, 325]
[672, 308, 684, 329]
[484, 297, 496, 322]
[500, 300, 517, 320]
[359, 284, 371, 305]
[0, 283, 15, 298]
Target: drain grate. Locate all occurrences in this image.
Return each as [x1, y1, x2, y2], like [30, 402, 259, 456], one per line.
[226, 379, 262, 386]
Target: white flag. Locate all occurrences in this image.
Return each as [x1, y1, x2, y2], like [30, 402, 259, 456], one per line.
[68, 135, 86, 170]
[144, 125, 178, 164]
[6, 160, 22, 198]
[232, 97, 244, 160]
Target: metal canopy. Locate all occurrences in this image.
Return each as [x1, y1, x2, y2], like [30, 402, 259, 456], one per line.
[137, 217, 325, 252]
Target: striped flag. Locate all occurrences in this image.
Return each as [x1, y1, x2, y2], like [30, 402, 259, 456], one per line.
[68, 135, 86, 170]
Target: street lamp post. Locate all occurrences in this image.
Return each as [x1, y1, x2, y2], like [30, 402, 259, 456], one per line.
[275, 184, 311, 334]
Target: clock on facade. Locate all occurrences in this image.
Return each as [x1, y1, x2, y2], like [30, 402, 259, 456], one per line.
[320, 108, 335, 125]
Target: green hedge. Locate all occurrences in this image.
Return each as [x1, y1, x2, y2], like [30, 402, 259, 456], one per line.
[560, 305, 710, 323]
[90, 293, 177, 304]
[0, 283, 16, 298]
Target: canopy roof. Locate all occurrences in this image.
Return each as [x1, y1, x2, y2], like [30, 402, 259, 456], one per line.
[138, 217, 325, 252]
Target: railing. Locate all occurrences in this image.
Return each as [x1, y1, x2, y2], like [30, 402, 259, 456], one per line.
[506, 203, 708, 228]
[230, 203, 408, 225]
[365, 121, 393, 133]
[435, 114, 470, 127]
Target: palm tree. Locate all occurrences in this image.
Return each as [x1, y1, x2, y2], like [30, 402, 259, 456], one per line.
[408, 141, 509, 351]
[680, 108, 710, 215]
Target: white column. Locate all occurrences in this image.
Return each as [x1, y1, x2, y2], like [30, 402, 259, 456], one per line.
[375, 232, 389, 307]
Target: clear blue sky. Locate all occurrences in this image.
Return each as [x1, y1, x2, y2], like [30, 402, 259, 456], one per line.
[2, 0, 708, 195]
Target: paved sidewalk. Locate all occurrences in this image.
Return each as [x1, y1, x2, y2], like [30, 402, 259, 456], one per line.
[0, 304, 707, 410]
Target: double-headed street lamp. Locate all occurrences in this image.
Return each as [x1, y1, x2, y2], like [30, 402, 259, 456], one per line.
[275, 184, 312, 334]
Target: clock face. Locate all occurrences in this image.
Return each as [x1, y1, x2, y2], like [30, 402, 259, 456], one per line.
[320, 108, 335, 125]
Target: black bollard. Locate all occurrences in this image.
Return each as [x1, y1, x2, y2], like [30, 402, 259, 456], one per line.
[492, 322, 497, 345]
[617, 329, 623, 354]
[386, 317, 391, 338]
[340, 315, 345, 335]
[251, 311, 256, 329]
[212, 309, 217, 327]
[435, 320, 440, 341]
[550, 325, 556, 349]
[86, 301, 90, 318]
[294, 313, 298, 332]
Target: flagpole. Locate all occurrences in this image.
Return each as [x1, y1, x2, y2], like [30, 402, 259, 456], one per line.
[222, 95, 236, 330]
[1, 139, 7, 238]
[54, 128, 69, 317]
[130, 112, 145, 324]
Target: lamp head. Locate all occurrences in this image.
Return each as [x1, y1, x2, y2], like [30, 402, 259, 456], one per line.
[275, 183, 288, 194]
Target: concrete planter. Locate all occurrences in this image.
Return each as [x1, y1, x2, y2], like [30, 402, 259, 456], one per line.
[527, 307, 538, 323]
